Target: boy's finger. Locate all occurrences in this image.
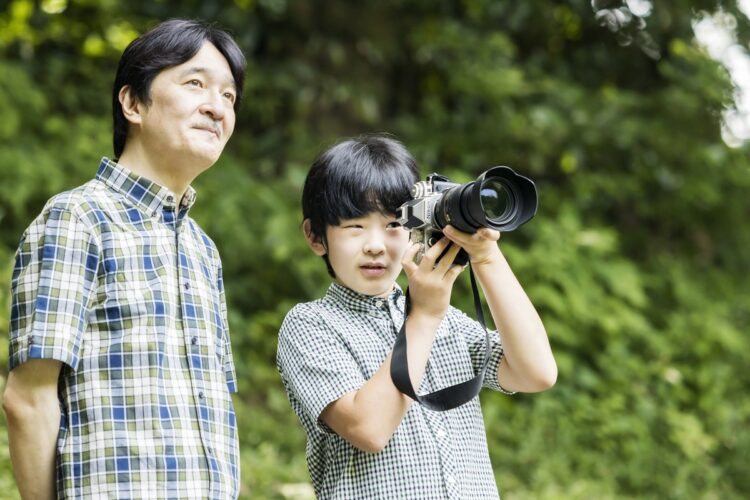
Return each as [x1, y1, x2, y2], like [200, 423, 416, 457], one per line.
[401, 243, 421, 274]
[435, 242, 461, 274]
[421, 237, 450, 267]
[478, 228, 500, 241]
[445, 261, 466, 284]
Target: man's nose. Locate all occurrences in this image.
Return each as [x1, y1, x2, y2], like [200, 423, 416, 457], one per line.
[200, 91, 226, 121]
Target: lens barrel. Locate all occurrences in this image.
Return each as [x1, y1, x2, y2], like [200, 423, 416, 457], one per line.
[433, 166, 537, 233]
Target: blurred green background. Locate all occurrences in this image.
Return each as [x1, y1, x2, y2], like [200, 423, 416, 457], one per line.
[1, 0, 749, 498]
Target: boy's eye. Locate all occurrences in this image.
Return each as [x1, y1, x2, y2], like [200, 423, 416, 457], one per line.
[387, 222, 402, 229]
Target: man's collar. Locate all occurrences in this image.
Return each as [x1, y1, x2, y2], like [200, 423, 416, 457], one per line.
[95, 157, 197, 216]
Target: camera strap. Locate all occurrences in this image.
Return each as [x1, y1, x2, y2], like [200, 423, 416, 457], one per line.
[390, 264, 492, 411]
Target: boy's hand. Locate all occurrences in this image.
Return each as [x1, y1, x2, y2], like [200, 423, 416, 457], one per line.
[442, 225, 501, 267]
[401, 237, 465, 320]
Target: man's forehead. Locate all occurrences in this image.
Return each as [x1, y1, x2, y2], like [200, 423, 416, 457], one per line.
[170, 43, 235, 85]
[177, 65, 236, 88]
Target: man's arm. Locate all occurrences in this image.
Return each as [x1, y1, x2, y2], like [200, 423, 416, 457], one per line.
[321, 238, 464, 453]
[3, 358, 62, 500]
[443, 225, 557, 393]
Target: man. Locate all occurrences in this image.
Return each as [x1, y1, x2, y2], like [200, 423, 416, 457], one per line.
[3, 19, 246, 499]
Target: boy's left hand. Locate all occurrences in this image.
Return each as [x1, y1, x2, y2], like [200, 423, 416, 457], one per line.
[442, 225, 501, 267]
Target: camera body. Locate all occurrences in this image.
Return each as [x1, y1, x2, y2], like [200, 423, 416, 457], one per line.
[398, 166, 538, 266]
[398, 173, 461, 261]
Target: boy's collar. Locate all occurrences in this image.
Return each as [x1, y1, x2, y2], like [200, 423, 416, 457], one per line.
[326, 282, 403, 314]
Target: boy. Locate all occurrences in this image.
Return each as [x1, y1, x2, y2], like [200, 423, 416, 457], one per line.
[276, 135, 556, 498]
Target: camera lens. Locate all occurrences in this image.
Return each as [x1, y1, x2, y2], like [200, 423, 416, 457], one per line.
[480, 178, 516, 222]
[432, 166, 537, 234]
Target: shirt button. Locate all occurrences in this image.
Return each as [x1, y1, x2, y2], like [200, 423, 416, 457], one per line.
[207, 447, 214, 455]
[28, 337, 35, 345]
[191, 336, 198, 345]
[436, 429, 446, 439]
[184, 281, 191, 290]
[198, 391, 205, 399]
[166, 195, 174, 203]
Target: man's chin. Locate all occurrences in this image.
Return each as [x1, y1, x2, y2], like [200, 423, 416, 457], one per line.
[189, 148, 224, 169]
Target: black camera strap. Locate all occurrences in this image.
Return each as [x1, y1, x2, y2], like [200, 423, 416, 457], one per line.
[390, 264, 492, 411]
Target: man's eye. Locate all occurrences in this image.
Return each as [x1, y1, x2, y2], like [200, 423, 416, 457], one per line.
[187, 79, 203, 87]
[387, 222, 402, 229]
[223, 92, 236, 103]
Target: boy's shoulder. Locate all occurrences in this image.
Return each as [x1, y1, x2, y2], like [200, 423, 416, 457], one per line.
[281, 292, 341, 326]
[280, 286, 375, 342]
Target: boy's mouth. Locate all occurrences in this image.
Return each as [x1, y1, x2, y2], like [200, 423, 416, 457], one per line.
[360, 262, 386, 276]
[361, 262, 385, 269]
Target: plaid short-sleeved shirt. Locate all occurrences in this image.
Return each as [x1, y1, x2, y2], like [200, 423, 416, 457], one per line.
[9, 158, 239, 499]
[277, 282, 511, 499]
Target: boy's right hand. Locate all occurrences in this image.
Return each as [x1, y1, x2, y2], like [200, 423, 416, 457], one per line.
[401, 237, 465, 320]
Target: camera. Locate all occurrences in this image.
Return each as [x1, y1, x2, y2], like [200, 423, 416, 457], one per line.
[397, 166, 538, 266]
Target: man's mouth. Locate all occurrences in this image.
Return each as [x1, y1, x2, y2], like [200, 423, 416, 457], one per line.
[194, 125, 220, 139]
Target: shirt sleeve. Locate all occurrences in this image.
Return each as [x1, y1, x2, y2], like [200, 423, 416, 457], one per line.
[9, 205, 99, 372]
[217, 262, 238, 393]
[446, 307, 515, 394]
[276, 303, 367, 433]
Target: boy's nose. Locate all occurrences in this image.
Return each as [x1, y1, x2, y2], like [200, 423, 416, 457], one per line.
[363, 235, 386, 255]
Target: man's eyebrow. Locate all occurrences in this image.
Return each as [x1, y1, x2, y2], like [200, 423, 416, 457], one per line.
[178, 67, 237, 89]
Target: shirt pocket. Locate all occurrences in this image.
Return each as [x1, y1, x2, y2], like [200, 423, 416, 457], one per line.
[94, 238, 170, 344]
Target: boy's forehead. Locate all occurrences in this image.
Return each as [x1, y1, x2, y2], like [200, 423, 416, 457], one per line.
[337, 211, 399, 223]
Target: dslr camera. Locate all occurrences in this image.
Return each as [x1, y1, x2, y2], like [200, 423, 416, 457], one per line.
[397, 166, 538, 266]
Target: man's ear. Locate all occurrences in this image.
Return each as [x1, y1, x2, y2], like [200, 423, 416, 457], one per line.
[303, 219, 327, 256]
[118, 85, 143, 125]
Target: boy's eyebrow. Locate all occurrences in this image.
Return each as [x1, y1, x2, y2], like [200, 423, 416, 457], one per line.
[178, 66, 237, 89]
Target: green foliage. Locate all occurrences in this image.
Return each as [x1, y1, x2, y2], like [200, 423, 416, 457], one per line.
[2, 1, 749, 498]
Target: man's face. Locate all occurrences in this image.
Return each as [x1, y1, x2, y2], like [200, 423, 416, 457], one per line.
[324, 211, 410, 297]
[137, 42, 237, 169]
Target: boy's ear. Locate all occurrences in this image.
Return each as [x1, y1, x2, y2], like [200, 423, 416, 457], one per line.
[118, 85, 143, 125]
[303, 219, 327, 256]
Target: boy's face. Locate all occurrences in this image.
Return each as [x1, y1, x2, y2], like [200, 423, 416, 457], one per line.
[319, 211, 411, 297]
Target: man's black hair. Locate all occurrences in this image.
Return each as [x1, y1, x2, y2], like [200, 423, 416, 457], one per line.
[302, 134, 420, 277]
[112, 19, 247, 158]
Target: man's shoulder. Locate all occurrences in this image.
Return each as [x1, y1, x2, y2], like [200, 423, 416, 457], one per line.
[20, 180, 107, 237]
[39, 178, 114, 222]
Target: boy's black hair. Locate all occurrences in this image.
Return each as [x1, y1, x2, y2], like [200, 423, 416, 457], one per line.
[112, 19, 247, 158]
[302, 134, 420, 277]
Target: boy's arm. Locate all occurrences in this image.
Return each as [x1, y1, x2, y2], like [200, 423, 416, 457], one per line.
[443, 226, 557, 393]
[3, 358, 62, 500]
[321, 238, 464, 453]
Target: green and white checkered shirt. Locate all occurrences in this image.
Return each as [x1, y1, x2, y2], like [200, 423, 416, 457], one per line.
[9, 158, 239, 499]
[277, 282, 509, 499]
